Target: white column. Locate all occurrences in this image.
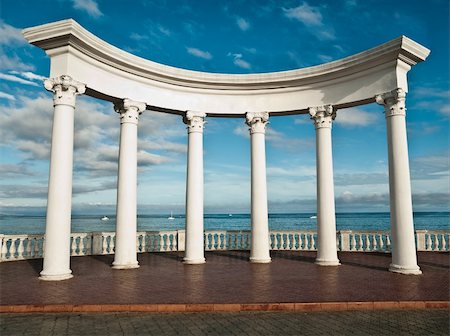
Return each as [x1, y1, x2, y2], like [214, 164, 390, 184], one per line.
[183, 111, 206, 264]
[246, 112, 271, 263]
[40, 75, 85, 281]
[309, 105, 340, 266]
[112, 99, 146, 269]
[376, 88, 421, 275]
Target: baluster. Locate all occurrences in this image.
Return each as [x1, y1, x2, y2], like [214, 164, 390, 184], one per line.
[301, 233, 306, 250]
[350, 234, 356, 251]
[80, 236, 86, 255]
[18, 238, 25, 259]
[439, 234, 445, 251]
[70, 236, 76, 255]
[385, 235, 391, 252]
[444, 234, 449, 251]
[432, 234, 439, 251]
[141, 233, 147, 252]
[311, 234, 316, 250]
[377, 234, 384, 252]
[365, 235, 371, 252]
[24, 237, 32, 258]
[425, 234, 432, 251]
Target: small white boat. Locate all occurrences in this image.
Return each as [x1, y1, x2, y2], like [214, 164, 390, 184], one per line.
[310, 215, 317, 219]
[101, 216, 109, 221]
[168, 211, 175, 220]
[228, 214, 233, 217]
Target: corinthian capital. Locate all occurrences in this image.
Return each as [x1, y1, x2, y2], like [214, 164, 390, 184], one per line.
[309, 105, 335, 129]
[246, 112, 269, 134]
[375, 88, 407, 118]
[114, 98, 146, 125]
[183, 111, 206, 133]
[44, 75, 86, 107]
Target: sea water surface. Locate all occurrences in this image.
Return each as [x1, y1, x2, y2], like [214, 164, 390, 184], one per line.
[0, 212, 448, 235]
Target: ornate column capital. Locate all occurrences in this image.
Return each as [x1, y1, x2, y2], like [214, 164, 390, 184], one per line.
[183, 111, 206, 133]
[375, 88, 407, 118]
[114, 98, 146, 125]
[309, 105, 335, 129]
[43, 75, 86, 107]
[246, 112, 269, 134]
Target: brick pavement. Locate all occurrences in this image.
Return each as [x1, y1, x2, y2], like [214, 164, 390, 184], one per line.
[1, 310, 449, 336]
[0, 251, 449, 311]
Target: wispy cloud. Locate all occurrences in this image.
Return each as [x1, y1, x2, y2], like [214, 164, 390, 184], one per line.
[228, 53, 251, 69]
[187, 47, 212, 60]
[72, 0, 103, 18]
[335, 107, 379, 127]
[283, 2, 323, 26]
[0, 91, 15, 101]
[0, 73, 38, 86]
[0, 21, 26, 45]
[236, 17, 250, 31]
[283, 1, 335, 40]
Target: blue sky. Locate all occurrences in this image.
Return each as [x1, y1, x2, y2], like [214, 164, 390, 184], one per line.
[0, 0, 448, 214]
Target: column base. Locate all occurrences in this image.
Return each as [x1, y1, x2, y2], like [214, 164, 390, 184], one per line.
[249, 257, 271, 263]
[389, 263, 422, 275]
[315, 258, 340, 266]
[39, 271, 73, 281]
[112, 262, 140, 269]
[183, 257, 206, 264]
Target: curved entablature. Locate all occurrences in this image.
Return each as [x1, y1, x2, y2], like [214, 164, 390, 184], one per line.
[23, 19, 430, 116]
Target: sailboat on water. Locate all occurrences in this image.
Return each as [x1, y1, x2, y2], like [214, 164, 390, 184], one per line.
[168, 211, 175, 220]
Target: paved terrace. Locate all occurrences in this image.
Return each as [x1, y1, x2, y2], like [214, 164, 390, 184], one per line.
[0, 251, 449, 312]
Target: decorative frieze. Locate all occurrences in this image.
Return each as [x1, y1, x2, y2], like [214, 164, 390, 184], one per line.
[44, 75, 86, 107]
[114, 99, 146, 125]
[375, 88, 407, 118]
[246, 112, 269, 134]
[309, 105, 335, 129]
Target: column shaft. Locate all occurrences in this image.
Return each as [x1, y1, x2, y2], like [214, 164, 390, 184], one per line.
[377, 89, 421, 274]
[40, 75, 85, 281]
[112, 99, 145, 269]
[184, 111, 206, 264]
[247, 112, 271, 263]
[310, 105, 340, 266]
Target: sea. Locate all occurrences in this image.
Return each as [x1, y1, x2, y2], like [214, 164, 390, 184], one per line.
[0, 212, 448, 235]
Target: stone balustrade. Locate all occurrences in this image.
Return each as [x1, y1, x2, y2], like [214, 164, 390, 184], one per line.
[0, 230, 448, 262]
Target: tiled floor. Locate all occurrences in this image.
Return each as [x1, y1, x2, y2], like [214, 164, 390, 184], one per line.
[1, 310, 449, 336]
[0, 251, 448, 307]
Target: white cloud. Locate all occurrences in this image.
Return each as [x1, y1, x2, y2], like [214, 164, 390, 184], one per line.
[72, 0, 103, 18]
[229, 53, 251, 69]
[283, 2, 335, 41]
[187, 47, 212, 60]
[318, 54, 333, 63]
[0, 73, 38, 86]
[0, 52, 34, 71]
[283, 2, 323, 26]
[0, 91, 15, 101]
[236, 17, 250, 31]
[11, 71, 46, 81]
[130, 32, 149, 41]
[0, 21, 26, 45]
[335, 107, 379, 127]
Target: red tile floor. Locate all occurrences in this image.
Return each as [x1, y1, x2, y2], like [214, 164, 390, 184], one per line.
[0, 251, 448, 312]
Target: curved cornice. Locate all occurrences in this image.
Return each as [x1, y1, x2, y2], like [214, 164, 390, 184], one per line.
[23, 19, 430, 91]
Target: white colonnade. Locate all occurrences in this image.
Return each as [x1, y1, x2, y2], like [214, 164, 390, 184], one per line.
[376, 89, 421, 274]
[183, 111, 206, 264]
[112, 99, 146, 269]
[40, 75, 85, 281]
[309, 105, 340, 266]
[25, 20, 429, 280]
[246, 112, 271, 263]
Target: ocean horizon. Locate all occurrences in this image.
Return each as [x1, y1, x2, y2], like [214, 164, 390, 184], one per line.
[0, 212, 448, 235]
